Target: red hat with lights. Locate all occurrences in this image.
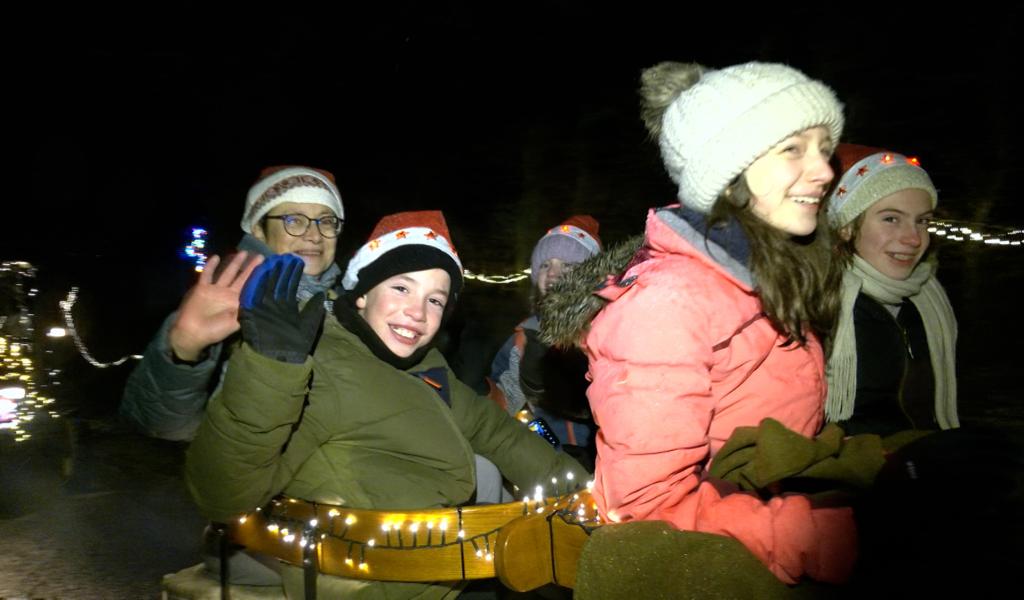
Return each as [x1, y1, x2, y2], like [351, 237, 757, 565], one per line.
[530, 215, 602, 284]
[827, 143, 937, 228]
[342, 210, 463, 298]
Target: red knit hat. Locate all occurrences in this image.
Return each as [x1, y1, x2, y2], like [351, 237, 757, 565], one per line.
[342, 210, 463, 297]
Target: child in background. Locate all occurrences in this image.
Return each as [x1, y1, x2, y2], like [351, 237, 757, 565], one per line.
[489, 216, 602, 470]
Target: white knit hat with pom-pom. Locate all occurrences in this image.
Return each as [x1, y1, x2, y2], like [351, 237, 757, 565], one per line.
[659, 62, 844, 213]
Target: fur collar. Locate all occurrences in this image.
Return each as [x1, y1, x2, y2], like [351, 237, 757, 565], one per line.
[538, 234, 645, 348]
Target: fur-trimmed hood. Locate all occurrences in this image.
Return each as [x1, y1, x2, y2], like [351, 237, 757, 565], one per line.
[538, 234, 645, 348]
[538, 206, 758, 349]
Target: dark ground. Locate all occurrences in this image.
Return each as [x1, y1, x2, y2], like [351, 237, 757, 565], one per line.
[0, 420, 204, 598]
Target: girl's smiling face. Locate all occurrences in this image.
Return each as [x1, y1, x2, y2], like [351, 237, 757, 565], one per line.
[846, 188, 933, 280]
[744, 126, 835, 237]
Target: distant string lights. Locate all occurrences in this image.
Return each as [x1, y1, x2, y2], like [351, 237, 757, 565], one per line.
[463, 269, 531, 284]
[928, 218, 1024, 246]
[59, 287, 142, 368]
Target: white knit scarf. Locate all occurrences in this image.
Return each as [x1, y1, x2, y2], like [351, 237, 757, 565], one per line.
[826, 254, 959, 428]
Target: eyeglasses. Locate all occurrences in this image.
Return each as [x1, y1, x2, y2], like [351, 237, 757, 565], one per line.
[263, 214, 344, 238]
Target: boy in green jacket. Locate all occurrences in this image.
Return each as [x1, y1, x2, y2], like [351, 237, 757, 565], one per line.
[186, 211, 587, 599]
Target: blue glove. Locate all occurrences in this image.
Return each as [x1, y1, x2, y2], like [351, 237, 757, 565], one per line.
[239, 254, 325, 363]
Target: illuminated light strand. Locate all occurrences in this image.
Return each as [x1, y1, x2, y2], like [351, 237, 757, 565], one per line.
[58, 288, 142, 368]
[183, 227, 210, 273]
[927, 219, 1024, 247]
[553, 502, 604, 536]
[462, 269, 531, 285]
[244, 483, 590, 574]
[260, 511, 509, 568]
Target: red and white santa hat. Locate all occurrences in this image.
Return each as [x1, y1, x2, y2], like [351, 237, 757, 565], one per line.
[343, 210, 463, 297]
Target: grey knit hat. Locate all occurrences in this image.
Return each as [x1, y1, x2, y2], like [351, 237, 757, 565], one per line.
[659, 62, 844, 213]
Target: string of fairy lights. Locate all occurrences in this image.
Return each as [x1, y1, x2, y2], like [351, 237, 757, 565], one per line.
[59, 287, 143, 369]
[230, 477, 600, 579]
[464, 269, 531, 284]
[927, 220, 1024, 245]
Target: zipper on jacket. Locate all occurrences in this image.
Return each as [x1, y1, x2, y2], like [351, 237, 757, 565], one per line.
[889, 309, 918, 429]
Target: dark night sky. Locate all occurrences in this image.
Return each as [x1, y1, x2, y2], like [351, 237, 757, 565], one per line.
[13, 5, 1024, 354]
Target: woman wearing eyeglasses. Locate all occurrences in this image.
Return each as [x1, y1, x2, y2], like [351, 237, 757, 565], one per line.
[254, 197, 344, 278]
[121, 165, 344, 443]
[120, 166, 345, 588]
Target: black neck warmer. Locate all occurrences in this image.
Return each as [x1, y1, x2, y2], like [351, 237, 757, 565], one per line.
[332, 295, 434, 370]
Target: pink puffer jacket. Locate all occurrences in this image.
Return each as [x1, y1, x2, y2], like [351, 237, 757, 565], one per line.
[584, 207, 856, 584]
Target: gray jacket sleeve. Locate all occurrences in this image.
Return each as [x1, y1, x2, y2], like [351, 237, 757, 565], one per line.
[119, 311, 226, 441]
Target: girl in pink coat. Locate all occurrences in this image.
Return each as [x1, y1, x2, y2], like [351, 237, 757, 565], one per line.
[543, 62, 856, 585]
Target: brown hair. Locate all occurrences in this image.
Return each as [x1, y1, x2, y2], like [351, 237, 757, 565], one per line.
[832, 214, 864, 267]
[709, 177, 844, 350]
